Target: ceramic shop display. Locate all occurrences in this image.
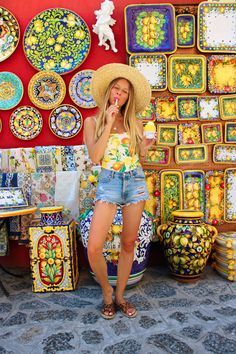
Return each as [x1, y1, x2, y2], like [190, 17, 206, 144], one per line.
[10, 106, 43, 140]
[69, 70, 96, 108]
[23, 8, 91, 74]
[0, 7, 20, 62]
[29, 209, 78, 292]
[0, 72, 23, 110]
[157, 209, 217, 281]
[79, 208, 153, 287]
[28, 71, 66, 110]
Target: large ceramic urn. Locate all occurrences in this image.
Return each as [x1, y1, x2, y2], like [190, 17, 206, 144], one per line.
[157, 209, 217, 281]
[78, 208, 153, 287]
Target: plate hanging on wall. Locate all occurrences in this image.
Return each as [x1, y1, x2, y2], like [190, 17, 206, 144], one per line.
[49, 104, 83, 139]
[10, 106, 43, 140]
[0, 7, 20, 62]
[28, 71, 66, 110]
[69, 69, 97, 108]
[23, 8, 91, 74]
[0, 72, 23, 110]
[0, 117, 2, 133]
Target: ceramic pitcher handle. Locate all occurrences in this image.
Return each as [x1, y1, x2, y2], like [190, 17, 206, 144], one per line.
[206, 225, 218, 243]
[156, 224, 168, 242]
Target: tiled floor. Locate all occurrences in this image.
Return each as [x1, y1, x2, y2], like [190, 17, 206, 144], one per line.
[0, 265, 236, 354]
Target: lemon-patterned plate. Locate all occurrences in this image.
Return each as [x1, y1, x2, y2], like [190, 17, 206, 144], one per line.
[23, 8, 91, 74]
[208, 55, 236, 94]
[10, 106, 43, 140]
[183, 170, 205, 215]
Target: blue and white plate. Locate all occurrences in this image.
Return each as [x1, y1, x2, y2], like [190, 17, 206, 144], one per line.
[69, 70, 96, 108]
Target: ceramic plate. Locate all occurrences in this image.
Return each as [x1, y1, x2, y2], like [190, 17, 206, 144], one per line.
[0, 7, 20, 62]
[125, 4, 176, 54]
[213, 144, 236, 164]
[201, 123, 222, 144]
[225, 122, 236, 143]
[0, 118, 2, 133]
[219, 95, 236, 120]
[198, 2, 236, 53]
[168, 54, 206, 93]
[176, 14, 195, 48]
[197, 96, 220, 120]
[225, 168, 236, 222]
[69, 69, 96, 108]
[129, 54, 167, 91]
[0, 72, 23, 110]
[208, 55, 236, 94]
[176, 96, 198, 120]
[157, 124, 177, 146]
[178, 123, 201, 145]
[49, 104, 83, 139]
[143, 146, 170, 166]
[175, 144, 208, 164]
[160, 170, 183, 223]
[205, 170, 224, 225]
[23, 8, 91, 74]
[155, 97, 177, 122]
[10, 106, 43, 140]
[28, 71, 66, 110]
[144, 170, 160, 222]
[136, 98, 155, 121]
[183, 170, 205, 214]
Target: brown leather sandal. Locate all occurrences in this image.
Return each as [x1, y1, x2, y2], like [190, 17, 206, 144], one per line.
[116, 301, 137, 318]
[101, 302, 116, 320]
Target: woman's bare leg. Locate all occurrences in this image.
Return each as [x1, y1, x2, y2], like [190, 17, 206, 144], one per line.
[88, 201, 117, 305]
[115, 201, 145, 314]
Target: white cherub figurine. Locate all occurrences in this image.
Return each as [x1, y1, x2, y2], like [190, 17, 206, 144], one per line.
[93, 0, 118, 53]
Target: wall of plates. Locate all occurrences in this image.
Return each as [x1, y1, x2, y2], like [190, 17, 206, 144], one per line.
[0, 0, 236, 265]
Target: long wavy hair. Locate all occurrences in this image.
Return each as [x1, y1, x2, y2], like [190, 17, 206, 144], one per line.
[94, 78, 142, 154]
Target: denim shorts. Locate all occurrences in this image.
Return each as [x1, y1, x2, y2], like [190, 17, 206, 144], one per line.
[95, 167, 149, 206]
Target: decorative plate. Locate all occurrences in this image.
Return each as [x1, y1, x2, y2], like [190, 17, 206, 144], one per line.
[198, 2, 236, 53]
[176, 96, 198, 120]
[224, 168, 236, 222]
[225, 122, 236, 143]
[155, 96, 177, 122]
[176, 14, 195, 48]
[175, 144, 208, 164]
[144, 170, 160, 222]
[213, 144, 236, 164]
[0, 7, 20, 62]
[205, 170, 224, 226]
[10, 106, 43, 140]
[201, 123, 222, 145]
[183, 170, 205, 214]
[168, 54, 206, 93]
[136, 97, 155, 121]
[178, 123, 201, 145]
[160, 170, 183, 223]
[129, 54, 167, 91]
[197, 96, 220, 120]
[0, 117, 2, 133]
[23, 8, 91, 74]
[28, 71, 66, 110]
[219, 95, 236, 120]
[157, 124, 177, 146]
[125, 4, 177, 54]
[208, 55, 236, 94]
[143, 146, 170, 166]
[49, 104, 83, 139]
[69, 69, 96, 108]
[0, 72, 23, 110]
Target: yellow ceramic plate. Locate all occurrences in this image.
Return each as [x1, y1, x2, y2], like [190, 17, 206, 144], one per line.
[157, 124, 177, 146]
[175, 144, 208, 164]
[219, 95, 236, 120]
[201, 123, 223, 145]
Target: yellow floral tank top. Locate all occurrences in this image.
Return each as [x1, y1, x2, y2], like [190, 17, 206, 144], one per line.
[101, 133, 140, 172]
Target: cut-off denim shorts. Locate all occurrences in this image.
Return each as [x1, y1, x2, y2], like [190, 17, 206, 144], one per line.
[95, 167, 149, 207]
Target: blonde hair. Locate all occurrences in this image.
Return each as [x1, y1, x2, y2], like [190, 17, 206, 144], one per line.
[94, 78, 142, 154]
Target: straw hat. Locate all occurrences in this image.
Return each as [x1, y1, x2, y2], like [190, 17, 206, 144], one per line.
[90, 63, 151, 113]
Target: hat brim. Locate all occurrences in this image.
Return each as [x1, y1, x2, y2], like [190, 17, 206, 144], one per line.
[90, 63, 151, 113]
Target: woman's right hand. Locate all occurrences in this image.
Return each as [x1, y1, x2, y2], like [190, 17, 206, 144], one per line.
[105, 104, 119, 127]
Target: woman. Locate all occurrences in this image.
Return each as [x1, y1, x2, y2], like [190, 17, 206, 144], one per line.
[84, 63, 155, 319]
